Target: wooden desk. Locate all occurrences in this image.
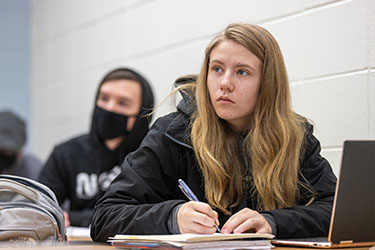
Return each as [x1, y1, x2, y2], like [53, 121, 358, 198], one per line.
[3, 242, 110, 250]
[3, 243, 374, 250]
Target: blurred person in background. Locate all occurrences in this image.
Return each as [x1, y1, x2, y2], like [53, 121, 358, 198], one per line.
[39, 68, 154, 227]
[0, 110, 42, 180]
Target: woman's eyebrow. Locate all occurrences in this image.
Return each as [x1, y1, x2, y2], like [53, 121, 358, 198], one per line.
[236, 63, 256, 72]
[209, 60, 257, 71]
[209, 59, 224, 66]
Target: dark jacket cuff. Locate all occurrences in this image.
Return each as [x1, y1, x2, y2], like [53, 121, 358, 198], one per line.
[167, 204, 182, 234]
[261, 213, 277, 236]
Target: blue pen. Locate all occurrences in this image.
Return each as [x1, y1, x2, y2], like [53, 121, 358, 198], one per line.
[178, 179, 221, 232]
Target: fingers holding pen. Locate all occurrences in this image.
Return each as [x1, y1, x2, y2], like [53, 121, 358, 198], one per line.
[177, 201, 219, 234]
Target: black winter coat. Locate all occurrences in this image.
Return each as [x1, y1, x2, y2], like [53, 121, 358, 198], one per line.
[91, 97, 337, 241]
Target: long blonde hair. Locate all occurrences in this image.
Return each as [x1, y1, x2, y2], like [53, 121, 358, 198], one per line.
[190, 23, 306, 214]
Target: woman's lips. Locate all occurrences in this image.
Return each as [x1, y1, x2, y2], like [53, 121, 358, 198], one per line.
[217, 96, 234, 104]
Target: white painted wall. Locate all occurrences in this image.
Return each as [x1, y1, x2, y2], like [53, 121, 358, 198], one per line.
[30, 0, 375, 176]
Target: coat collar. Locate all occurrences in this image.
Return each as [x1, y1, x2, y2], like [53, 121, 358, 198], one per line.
[164, 99, 193, 150]
[164, 75, 197, 150]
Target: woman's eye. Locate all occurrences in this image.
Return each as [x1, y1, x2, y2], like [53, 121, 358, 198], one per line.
[238, 70, 248, 76]
[213, 66, 222, 73]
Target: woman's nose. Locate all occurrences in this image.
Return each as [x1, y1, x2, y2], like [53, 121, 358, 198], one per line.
[219, 72, 234, 92]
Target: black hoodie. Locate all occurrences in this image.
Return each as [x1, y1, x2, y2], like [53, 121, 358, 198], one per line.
[39, 68, 154, 227]
[90, 75, 336, 241]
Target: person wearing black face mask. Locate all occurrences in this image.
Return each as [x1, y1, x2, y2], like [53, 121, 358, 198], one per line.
[0, 152, 17, 171]
[0, 110, 42, 180]
[38, 68, 154, 228]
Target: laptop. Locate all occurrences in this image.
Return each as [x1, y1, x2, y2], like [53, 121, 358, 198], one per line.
[273, 140, 375, 248]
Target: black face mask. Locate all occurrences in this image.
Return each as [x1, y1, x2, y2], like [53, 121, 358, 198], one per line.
[93, 105, 136, 140]
[0, 153, 17, 172]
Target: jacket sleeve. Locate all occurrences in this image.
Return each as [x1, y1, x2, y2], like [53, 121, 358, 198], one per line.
[264, 124, 337, 239]
[90, 115, 186, 242]
[39, 144, 101, 227]
[38, 147, 70, 206]
[69, 209, 94, 227]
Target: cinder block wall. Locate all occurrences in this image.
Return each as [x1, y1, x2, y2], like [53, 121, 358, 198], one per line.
[30, 0, 375, 175]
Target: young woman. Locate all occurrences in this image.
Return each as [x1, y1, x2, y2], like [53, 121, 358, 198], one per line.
[91, 24, 336, 241]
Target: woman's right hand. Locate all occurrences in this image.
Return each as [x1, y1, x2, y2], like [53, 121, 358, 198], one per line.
[177, 201, 219, 234]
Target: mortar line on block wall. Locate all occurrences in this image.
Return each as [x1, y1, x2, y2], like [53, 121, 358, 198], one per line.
[33, 0, 155, 47]
[35, 32, 215, 88]
[322, 146, 344, 151]
[301, 0, 355, 13]
[101, 34, 214, 65]
[290, 68, 369, 86]
[257, 0, 353, 27]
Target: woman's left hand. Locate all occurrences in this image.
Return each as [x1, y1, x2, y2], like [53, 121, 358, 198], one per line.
[221, 208, 272, 234]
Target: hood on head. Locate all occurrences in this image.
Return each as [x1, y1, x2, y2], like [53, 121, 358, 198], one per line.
[90, 68, 154, 150]
[174, 74, 198, 117]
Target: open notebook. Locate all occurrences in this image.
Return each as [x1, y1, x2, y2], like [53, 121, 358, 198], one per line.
[110, 233, 273, 242]
[273, 140, 375, 248]
[109, 233, 274, 250]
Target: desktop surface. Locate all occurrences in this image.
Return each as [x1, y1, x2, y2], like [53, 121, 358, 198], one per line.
[3, 242, 374, 250]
